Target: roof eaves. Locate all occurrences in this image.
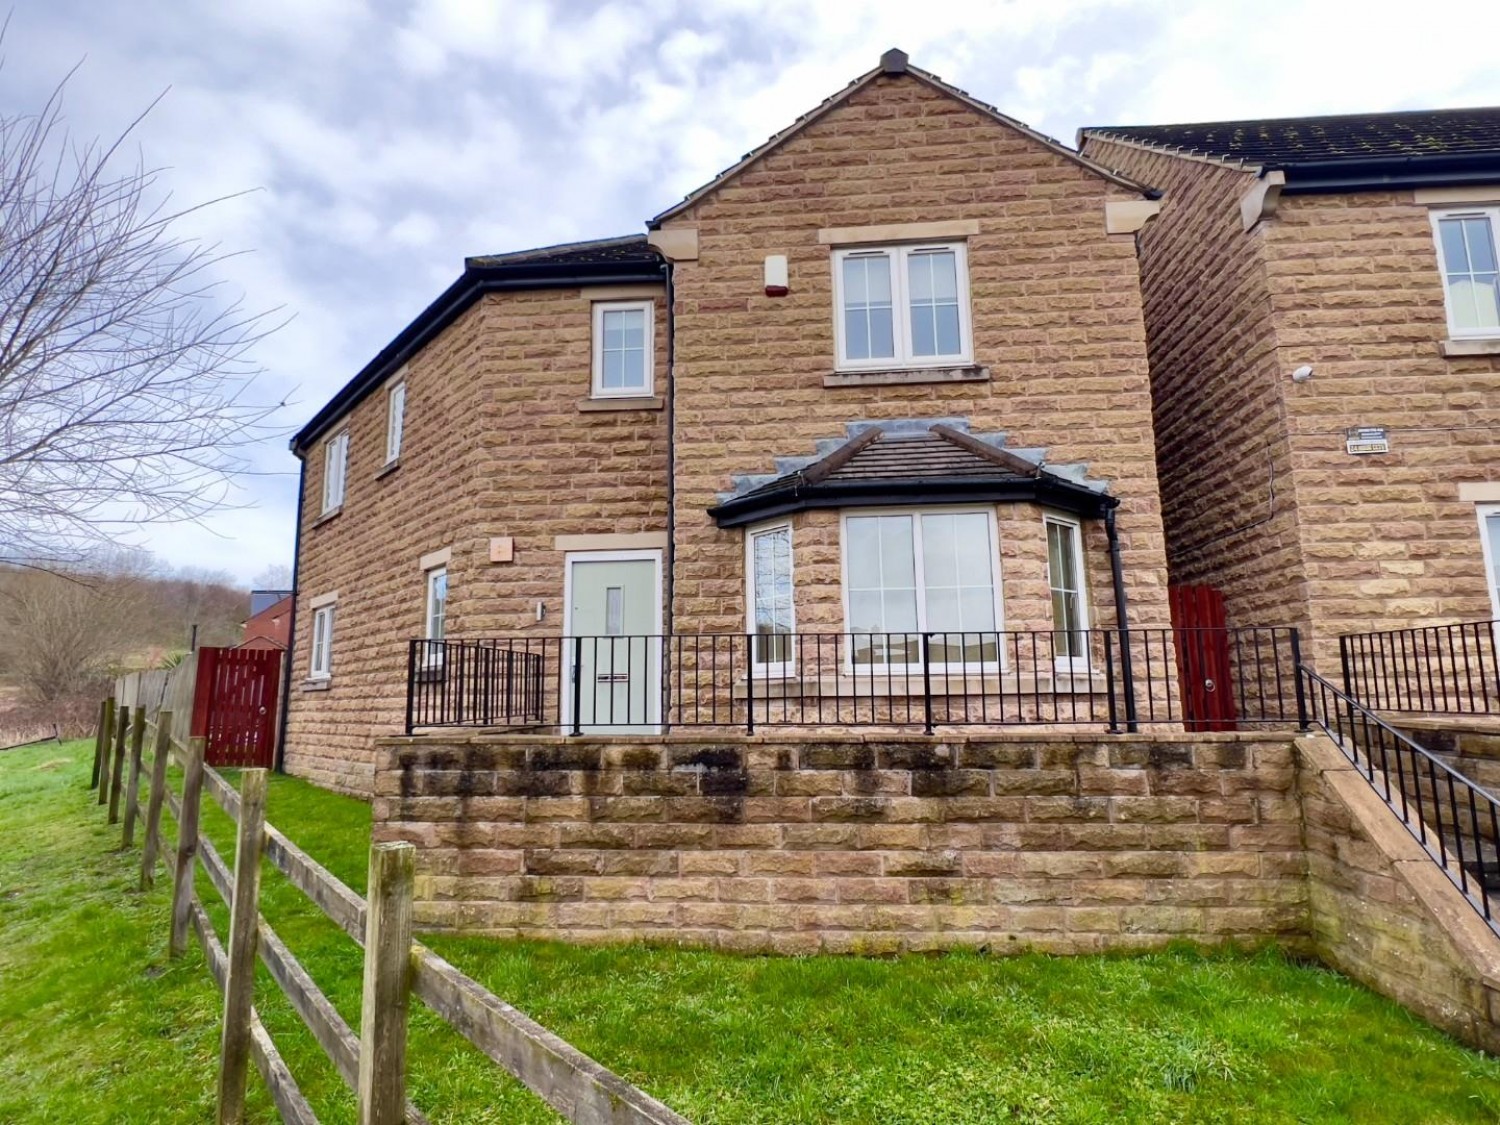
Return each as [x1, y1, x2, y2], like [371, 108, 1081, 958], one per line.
[1077, 128, 1264, 173]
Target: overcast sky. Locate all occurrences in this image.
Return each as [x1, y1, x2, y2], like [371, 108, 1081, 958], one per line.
[7, 0, 1500, 585]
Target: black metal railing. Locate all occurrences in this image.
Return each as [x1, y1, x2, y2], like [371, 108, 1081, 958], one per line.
[1301, 666, 1500, 932]
[403, 627, 1303, 735]
[1340, 620, 1500, 716]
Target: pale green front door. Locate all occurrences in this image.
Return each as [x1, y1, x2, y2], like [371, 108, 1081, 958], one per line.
[567, 557, 660, 732]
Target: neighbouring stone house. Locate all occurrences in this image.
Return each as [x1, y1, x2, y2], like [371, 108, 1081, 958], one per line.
[283, 50, 1182, 795]
[1079, 108, 1500, 665]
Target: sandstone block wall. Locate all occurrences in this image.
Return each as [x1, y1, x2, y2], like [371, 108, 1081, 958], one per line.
[373, 732, 1308, 954]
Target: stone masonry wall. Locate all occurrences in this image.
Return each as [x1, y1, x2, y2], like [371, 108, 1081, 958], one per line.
[286, 287, 670, 793]
[373, 732, 1308, 954]
[660, 73, 1175, 652]
[1079, 138, 1311, 638]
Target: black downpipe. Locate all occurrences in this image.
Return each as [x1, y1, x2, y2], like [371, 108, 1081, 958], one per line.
[1105, 507, 1139, 732]
[662, 259, 676, 730]
[274, 456, 307, 772]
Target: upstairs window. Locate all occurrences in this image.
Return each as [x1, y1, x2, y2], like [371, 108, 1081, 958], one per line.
[386, 380, 406, 464]
[1433, 209, 1500, 337]
[321, 431, 348, 514]
[592, 300, 654, 397]
[832, 243, 971, 370]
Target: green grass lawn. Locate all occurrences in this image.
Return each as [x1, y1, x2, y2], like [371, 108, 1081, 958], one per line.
[2, 738, 1499, 1124]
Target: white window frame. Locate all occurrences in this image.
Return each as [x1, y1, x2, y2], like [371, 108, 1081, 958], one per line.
[837, 506, 1004, 674]
[831, 242, 973, 371]
[1043, 513, 1092, 672]
[591, 299, 655, 398]
[321, 430, 348, 515]
[745, 521, 795, 676]
[1476, 505, 1500, 622]
[309, 604, 335, 680]
[1431, 207, 1500, 339]
[425, 566, 447, 641]
[385, 380, 406, 464]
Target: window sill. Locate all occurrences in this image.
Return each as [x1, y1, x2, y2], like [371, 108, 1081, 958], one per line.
[823, 364, 990, 388]
[312, 507, 342, 528]
[375, 459, 400, 480]
[578, 395, 664, 412]
[1439, 337, 1500, 357]
[302, 678, 332, 692]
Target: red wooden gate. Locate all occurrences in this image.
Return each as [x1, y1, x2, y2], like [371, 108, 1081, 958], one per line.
[1169, 585, 1238, 732]
[191, 647, 283, 768]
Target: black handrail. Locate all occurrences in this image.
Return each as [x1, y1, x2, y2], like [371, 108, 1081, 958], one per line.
[1300, 665, 1499, 933]
[1339, 619, 1500, 716]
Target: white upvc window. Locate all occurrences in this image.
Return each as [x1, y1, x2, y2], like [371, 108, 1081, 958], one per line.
[592, 300, 654, 397]
[321, 431, 348, 514]
[1044, 514, 1091, 670]
[385, 380, 406, 464]
[425, 566, 448, 642]
[1432, 208, 1500, 337]
[1477, 506, 1500, 621]
[309, 604, 335, 679]
[840, 508, 1002, 669]
[746, 522, 794, 673]
[832, 242, 972, 370]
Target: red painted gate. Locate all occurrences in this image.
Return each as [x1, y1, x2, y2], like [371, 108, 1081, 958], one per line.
[191, 646, 283, 768]
[1169, 584, 1238, 732]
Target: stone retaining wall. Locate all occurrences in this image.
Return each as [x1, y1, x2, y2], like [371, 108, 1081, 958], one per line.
[372, 732, 1308, 955]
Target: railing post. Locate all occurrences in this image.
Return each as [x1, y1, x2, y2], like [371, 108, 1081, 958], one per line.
[745, 635, 756, 736]
[1290, 629, 1311, 731]
[404, 641, 417, 735]
[141, 711, 173, 889]
[569, 636, 584, 736]
[90, 698, 111, 790]
[107, 704, 131, 825]
[121, 706, 148, 848]
[358, 841, 415, 1125]
[920, 633, 935, 735]
[1103, 631, 1120, 733]
[170, 736, 207, 958]
[216, 769, 268, 1125]
[1339, 634, 1359, 734]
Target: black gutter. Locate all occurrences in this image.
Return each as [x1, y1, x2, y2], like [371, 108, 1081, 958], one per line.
[1104, 507, 1138, 733]
[708, 476, 1118, 529]
[274, 455, 307, 773]
[1272, 151, 1500, 194]
[292, 260, 666, 454]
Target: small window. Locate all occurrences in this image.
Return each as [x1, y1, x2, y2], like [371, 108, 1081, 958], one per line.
[321, 431, 348, 514]
[386, 381, 406, 464]
[1478, 506, 1500, 620]
[746, 523, 794, 671]
[832, 243, 971, 370]
[842, 509, 1000, 667]
[1433, 209, 1500, 337]
[425, 567, 447, 642]
[1045, 516, 1090, 668]
[592, 300, 654, 397]
[309, 604, 335, 679]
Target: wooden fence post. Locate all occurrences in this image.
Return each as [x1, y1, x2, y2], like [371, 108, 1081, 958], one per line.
[140, 711, 173, 890]
[358, 841, 415, 1125]
[96, 698, 116, 804]
[170, 736, 207, 958]
[121, 706, 148, 847]
[108, 704, 130, 825]
[216, 768, 267, 1125]
[90, 699, 109, 790]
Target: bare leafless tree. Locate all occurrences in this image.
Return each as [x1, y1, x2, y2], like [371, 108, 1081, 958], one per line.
[0, 60, 278, 563]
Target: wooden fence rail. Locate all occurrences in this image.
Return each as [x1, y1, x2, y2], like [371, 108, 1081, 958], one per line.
[87, 693, 692, 1125]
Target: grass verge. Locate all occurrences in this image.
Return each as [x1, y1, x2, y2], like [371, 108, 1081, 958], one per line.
[2, 739, 1498, 1123]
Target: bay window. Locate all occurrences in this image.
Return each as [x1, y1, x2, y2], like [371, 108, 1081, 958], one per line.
[842, 509, 1000, 667]
[1045, 515, 1090, 669]
[746, 523, 794, 670]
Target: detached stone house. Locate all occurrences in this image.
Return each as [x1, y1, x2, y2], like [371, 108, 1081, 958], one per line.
[283, 51, 1179, 794]
[1079, 109, 1500, 664]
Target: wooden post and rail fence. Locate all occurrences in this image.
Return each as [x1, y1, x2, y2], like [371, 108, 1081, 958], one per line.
[88, 692, 692, 1125]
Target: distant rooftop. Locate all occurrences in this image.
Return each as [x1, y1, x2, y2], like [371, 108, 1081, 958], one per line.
[466, 234, 661, 270]
[249, 590, 292, 616]
[1085, 106, 1500, 166]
